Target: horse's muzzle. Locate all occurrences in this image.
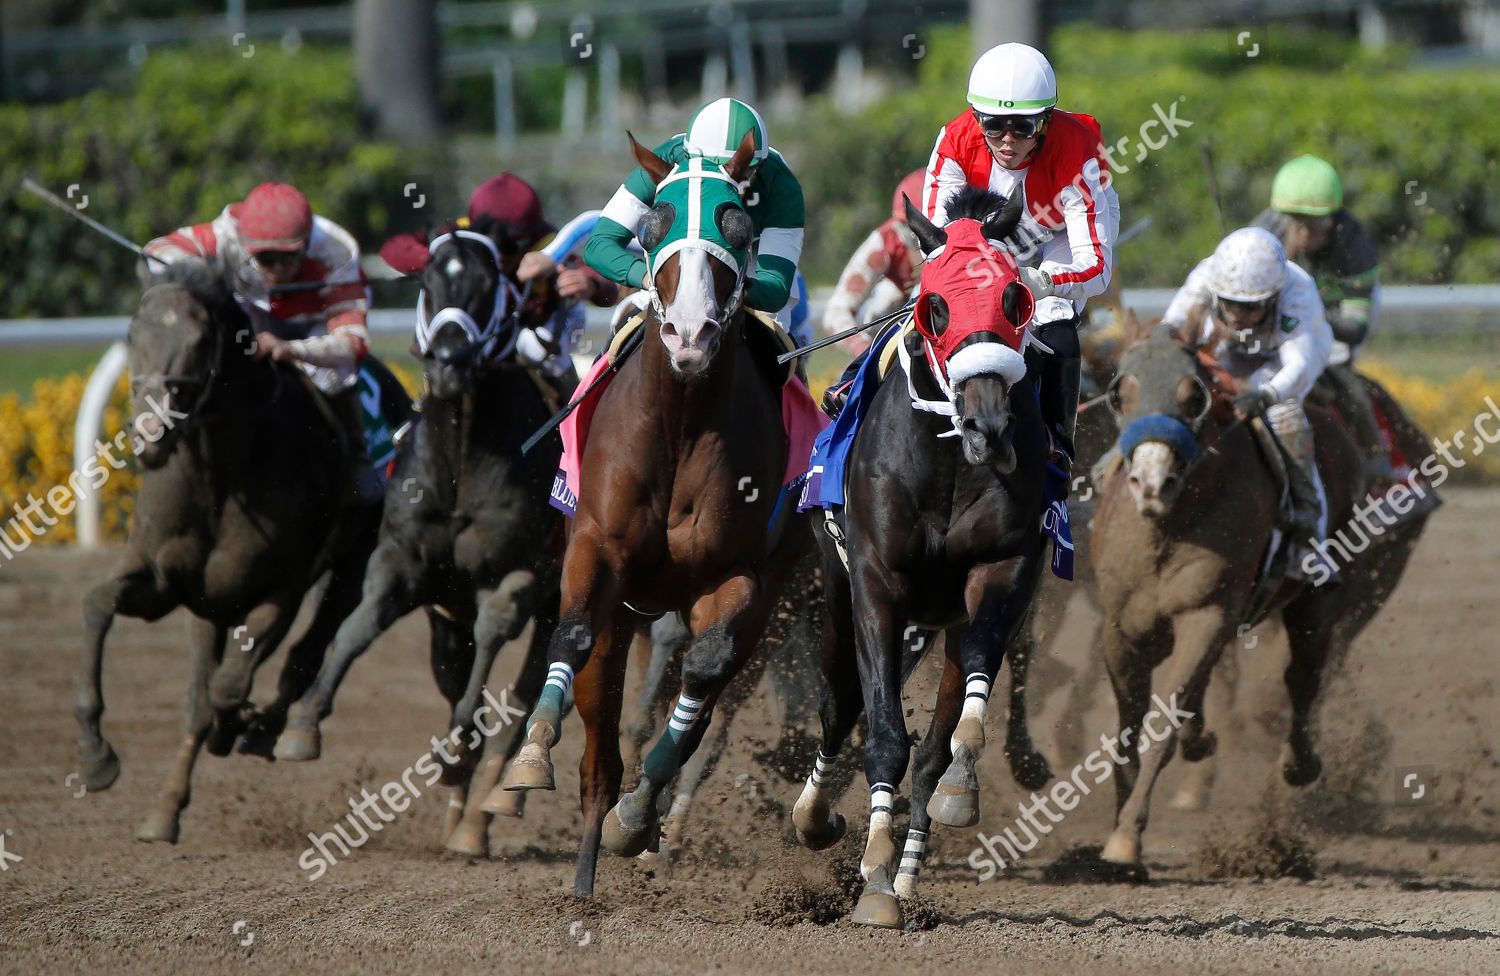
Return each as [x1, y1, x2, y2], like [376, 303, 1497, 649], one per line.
[660, 320, 721, 377]
[960, 414, 1016, 471]
[1127, 441, 1183, 517]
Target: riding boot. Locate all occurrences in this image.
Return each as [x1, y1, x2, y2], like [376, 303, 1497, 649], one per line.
[1034, 317, 1083, 485]
[1280, 426, 1322, 541]
[1327, 363, 1394, 486]
[331, 386, 385, 506]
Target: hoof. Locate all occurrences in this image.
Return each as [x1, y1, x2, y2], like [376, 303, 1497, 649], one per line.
[444, 821, 489, 858]
[1282, 751, 1323, 787]
[1168, 788, 1208, 812]
[927, 745, 981, 828]
[1181, 730, 1218, 763]
[500, 727, 555, 792]
[274, 726, 322, 762]
[1007, 746, 1053, 792]
[135, 812, 180, 844]
[851, 870, 902, 928]
[793, 810, 846, 851]
[601, 791, 658, 858]
[1101, 832, 1141, 867]
[236, 719, 281, 761]
[80, 742, 121, 792]
[480, 784, 527, 818]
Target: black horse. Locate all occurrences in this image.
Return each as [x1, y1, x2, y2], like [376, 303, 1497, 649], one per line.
[789, 188, 1053, 927]
[276, 230, 562, 857]
[75, 261, 411, 843]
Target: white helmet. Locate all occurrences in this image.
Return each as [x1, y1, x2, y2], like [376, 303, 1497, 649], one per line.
[967, 43, 1057, 116]
[684, 97, 770, 165]
[1207, 227, 1287, 303]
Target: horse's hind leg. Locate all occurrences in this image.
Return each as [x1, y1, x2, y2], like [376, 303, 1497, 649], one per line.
[1003, 603, 1054, 791]
[897, 628, 967, 899]
[622, 617, 687, 778]
[137, 617, 222, 843]
[1279, 598, 1340, 787]
[240, 562, 367, 759]
[77, 561, 177, 792]
[476, 603, 557, 821]
[278, 543, 425, 761]
[791, 552, 861, 851]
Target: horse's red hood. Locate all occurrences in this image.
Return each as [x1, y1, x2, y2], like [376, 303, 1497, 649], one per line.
[912, 218, 1033, 388]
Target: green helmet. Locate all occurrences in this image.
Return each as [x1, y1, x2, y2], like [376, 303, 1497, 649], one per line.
[1270, 155, 1343, 216]
[684, 97, 769, 166]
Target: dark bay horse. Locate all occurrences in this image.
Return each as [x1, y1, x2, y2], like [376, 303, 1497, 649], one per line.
[1090, 330, 1432, 874]
[275, 231, 562, 856]
[499, 134, 811, 897]
[790, 189, 1053, 928]
[75, 261, 411, 843]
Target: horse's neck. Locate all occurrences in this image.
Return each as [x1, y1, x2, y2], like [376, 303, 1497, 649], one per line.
[419, 370, 520, 483]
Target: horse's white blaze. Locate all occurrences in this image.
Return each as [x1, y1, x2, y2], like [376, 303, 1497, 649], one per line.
[660, 248, 721, 361]
[444, 255, 464, 279]
[1129, 442, 1176, 514]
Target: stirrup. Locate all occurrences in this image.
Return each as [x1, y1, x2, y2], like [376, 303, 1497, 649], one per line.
[821, 379, 854, 420]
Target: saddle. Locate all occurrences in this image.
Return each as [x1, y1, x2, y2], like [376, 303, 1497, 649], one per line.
[608, 307, 798, 387]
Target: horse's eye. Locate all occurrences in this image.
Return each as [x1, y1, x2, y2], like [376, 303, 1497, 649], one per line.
[716, 203, 753, 250]
[1176, 376, 1209, 420]
[1108, 373, 1138, 417]
[638, 202, 675, 251]
[925, 294, 949, 336]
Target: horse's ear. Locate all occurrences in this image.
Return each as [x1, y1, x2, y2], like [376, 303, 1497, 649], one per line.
[629, 131, 673, 186]
[904, 195, 947, 257]
[722, 131, 757, 184]
[983, 191, 1024, 243]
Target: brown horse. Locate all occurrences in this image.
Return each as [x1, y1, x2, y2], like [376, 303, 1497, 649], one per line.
[497, 134, 811, 897]
[1090, 330, 1432, 874]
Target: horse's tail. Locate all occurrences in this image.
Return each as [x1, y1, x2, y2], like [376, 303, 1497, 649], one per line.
[1358, 372, 1433, 476]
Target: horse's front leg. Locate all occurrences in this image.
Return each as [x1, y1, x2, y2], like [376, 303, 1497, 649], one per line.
[77, 558, 178, 793]
[205, 590, 300, 756]
[928, 549, 1047, 829]
[1103, 605, 1227, 870]
[136, 617, 222, 843]
[572, 607, 635, 897]
[601, 571, 772, 859]
[503, 530, 623, 793]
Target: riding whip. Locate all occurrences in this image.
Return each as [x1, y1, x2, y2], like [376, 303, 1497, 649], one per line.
[520, 323, 645, 456]
[776, 297, 917, 366]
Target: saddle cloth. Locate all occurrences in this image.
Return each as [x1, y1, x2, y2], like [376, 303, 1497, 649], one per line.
[549, 311, 827, 518]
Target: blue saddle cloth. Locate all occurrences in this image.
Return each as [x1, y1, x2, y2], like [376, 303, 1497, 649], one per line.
[798, 323, 1073, 581]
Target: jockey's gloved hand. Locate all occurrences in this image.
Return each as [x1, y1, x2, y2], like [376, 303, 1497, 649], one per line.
[1020, 266, 1055, 299]
[1233, 386, 1273, 417]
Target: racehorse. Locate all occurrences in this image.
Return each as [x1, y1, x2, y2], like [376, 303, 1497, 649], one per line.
[275, 230, 563, 856]
[498, 133, 813, 897]
[789, 188, 1054, 928]
[1090, 329, 1432, 874]
[75, 260, 411, 843]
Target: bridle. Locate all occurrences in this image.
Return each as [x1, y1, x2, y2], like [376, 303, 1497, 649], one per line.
[415, 230, 521, 362]
[642, 160, 749, 331]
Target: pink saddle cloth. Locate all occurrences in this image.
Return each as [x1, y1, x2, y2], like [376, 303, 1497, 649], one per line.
[549, 354, 828, 518]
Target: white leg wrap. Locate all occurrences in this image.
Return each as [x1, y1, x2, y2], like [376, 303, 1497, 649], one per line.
[952, 673, 991, 753]
[668, 693, 706, 734]
[894, 828, 928, 897]
[543, 662, 574, 695]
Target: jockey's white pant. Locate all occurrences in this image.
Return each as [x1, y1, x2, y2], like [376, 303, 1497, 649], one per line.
[1032, 232, 1095, 326]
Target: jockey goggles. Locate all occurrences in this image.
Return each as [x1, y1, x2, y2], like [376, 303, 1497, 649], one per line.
[973, 109, 1050, 139]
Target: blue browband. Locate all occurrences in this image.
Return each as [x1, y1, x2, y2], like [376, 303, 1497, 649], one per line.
[1118, 414, 1201, 461]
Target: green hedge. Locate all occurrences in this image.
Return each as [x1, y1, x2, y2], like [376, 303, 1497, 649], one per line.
[783, 26, 1500, 289]
[1, 47, 417, 318]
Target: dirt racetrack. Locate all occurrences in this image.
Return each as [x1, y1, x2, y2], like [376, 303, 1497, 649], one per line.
[3, 489, 1499, 975]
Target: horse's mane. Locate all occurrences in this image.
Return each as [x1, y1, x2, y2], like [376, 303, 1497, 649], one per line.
[149, 260, 242, 323]
[944, 185, 1015, 224]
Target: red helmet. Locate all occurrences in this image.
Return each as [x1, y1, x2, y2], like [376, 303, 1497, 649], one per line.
[236, 182, 313, 253]
[892, 169, 927, 223]
[466, 173, 554, 250]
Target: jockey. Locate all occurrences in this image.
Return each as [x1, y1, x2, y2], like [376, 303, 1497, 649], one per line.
[822, 169, 928, 359]
[378, 174, 619, 390]
[584, 96, 806, 333]
[921, 42, 1120, 481]
[141, 181, 382, 504]
[1253, 154, 1390, 482]
[1161, 227, 1334, 566]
